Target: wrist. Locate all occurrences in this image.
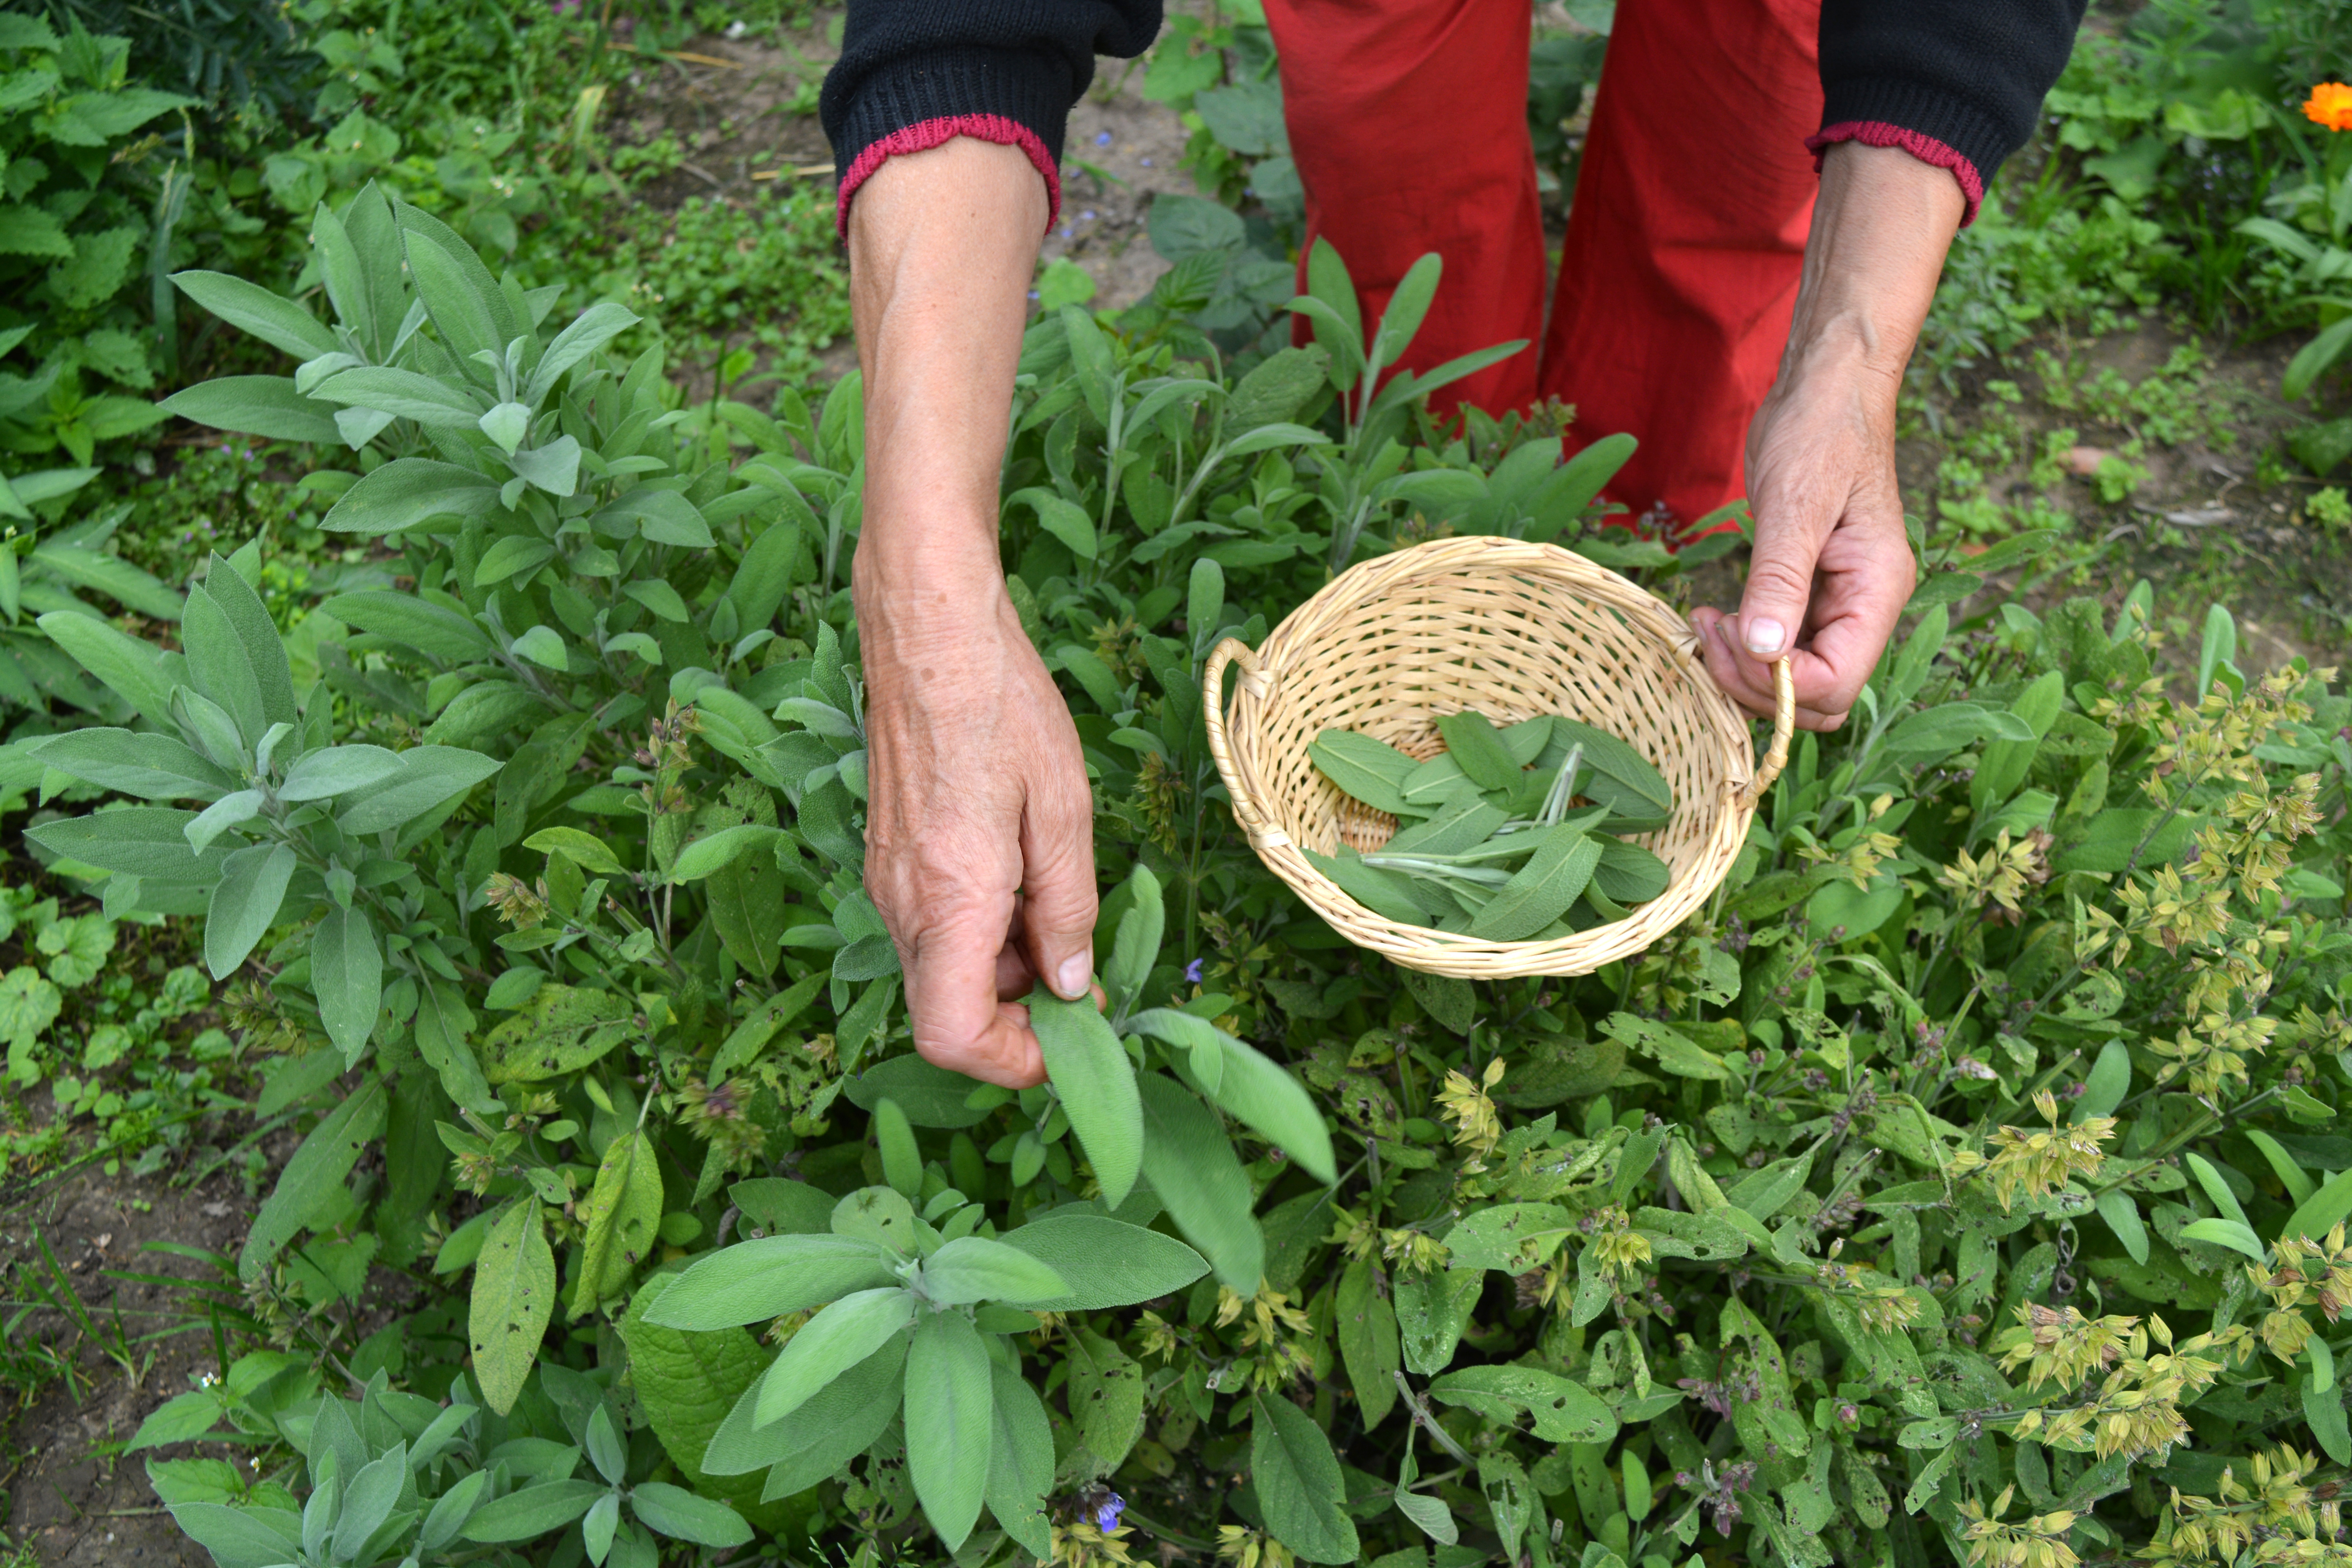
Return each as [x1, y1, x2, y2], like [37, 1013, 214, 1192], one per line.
[853, 525, 1010, 634]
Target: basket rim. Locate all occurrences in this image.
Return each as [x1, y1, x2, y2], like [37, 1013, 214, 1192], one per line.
[1204, 535, 1780, 979]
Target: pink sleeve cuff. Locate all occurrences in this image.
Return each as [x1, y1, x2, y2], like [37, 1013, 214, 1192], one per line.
[835, 114, 1062, 239]
[1806, 121, 1985, 226]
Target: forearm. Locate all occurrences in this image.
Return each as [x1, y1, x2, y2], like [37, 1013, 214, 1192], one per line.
[1773, 141, 1966, 397]
[849, 137, 1046, 609]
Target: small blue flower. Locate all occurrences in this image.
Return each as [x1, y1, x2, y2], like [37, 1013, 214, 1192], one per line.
[1080, 209, 1097, 222]
[1184, 958, 1204, 984]
[1095, 131, 1112, 147]
[1140, 157, 1154, 167]
[1096, 1493, 1125, 1532]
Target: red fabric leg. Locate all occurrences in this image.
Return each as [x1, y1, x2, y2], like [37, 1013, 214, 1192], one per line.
[1264, 0, 1545, 416]
[1541, 0, 1824, 526]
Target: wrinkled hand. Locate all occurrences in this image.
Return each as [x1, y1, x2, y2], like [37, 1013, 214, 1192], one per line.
[857, 566, 1096, 1089]
[1693, 140, 1961, 733]
[1691, 357, 1916, 731]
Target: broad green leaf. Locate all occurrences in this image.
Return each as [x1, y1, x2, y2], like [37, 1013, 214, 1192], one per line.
[181, 584, 269, 747]
[1136, 1071, 1262, 1293]
[2180, 1217, 2265, 1260]
[628, 1482, 751, 1548]
[2096, 1188, 2148, 1264]
[996, 1212, 1209, 1309]
[2185, 1152, 2251, 1229]
[336, 746, 502, 836]
[594, 488, 715, 548]
[671, 823, 789, 882]
[1441, 1202, 1572, 1274]
[460, 1479, 600, 1542]
[1726, 1151, 1814, 1221]
[1335, 1258, 1400, 1428]
[1308, 730, 1417, 815]
[29, 807, 233, 884]
[311, 365, 486, 426]
[702, 1333, 906, 1482]
[310, 904, 381, 1065]
[164, 1502, 305, 1568]
[470, 1200, 557, 1416]
[160, 377, 343, 444]
[1065, 1327, 1146, 1470]
[126, 1390, 227, 1453]
[320, 590, 492, 663]
[1028, 989, 1143, 1206]
[2074, 1038, 2131, 1122]
[1251, 1392, 1359, 1563]
[2247, 1131, 2316, 1207]
[985, 1363, 1054, 1557]
[621, 1273, 777, 1515]
[480, 983, 633, 1083]
[842, 1053, 993, 1129]
[525, 301, 642, 405]
[645, 1234, 898, 1331]
[171, 269, 344, 360]
[474, 534, 555, 585]
[1299, 846, 1426, 925]
[752, 1287, 914, 1427]
[34, 729, 233, 800]
[918, 1236, 1068, 1306]
[571, 1130, 664, 1316]
[278, 744, 405, 802]
[1103, 863, 1164, 1017]
[903, 1308, 994, 1550]
[1591, 838, 1671, 904]
[34, 613, 179, 723]
[1470, 827, 1603, 941]
[205, 844, 295, 980]
[1395, 1268, 1481, 1374]
[238, 1077, 385, 1282]
[321, 458, 505, 536]
[523, 826, 628, 876]
[2306, 1367, 2351, 1465]
[1369, 252, 1442, 373]
[1434, 708, 1521, 793]
[1428, 1364, 1619, 1443]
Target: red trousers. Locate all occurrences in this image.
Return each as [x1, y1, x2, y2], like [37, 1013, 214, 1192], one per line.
[1263, 0, 1823, 525]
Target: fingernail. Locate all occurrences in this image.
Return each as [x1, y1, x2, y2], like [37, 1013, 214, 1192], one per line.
[1745, 617, 1787, 656]
[1057, 955, 1091, 998]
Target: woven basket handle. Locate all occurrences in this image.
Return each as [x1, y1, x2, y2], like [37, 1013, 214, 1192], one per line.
[1739, 657, 1796, 809]
[1203, 638, 1284, 844]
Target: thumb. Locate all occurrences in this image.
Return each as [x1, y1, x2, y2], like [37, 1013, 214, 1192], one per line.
[1736, 488, 1832, 665]
[1019, 780, 1098, 1002]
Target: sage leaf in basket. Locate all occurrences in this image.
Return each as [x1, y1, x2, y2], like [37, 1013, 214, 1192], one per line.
[1470, 827, 1605, 941]
[1591, 837, 1672, 904]
[1434, 710, 1524, 793]
[1543, 719, 1671, 817]
[1308, 731, 1417, 816]
[1302, 846, 1427, 925]
[1385, 797, 1508, 857]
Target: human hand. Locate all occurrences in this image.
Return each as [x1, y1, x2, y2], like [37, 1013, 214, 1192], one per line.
[1691, 356, 1915, 730]
[857, 566, 1097, 1089]
[1693, 140, 1964, 731]
[843, 135, 1085, 1086]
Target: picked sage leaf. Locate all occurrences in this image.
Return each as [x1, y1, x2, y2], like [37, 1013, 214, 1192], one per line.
[1470, 827, 1604, 941]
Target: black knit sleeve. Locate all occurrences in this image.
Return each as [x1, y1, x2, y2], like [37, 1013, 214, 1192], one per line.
[822, 0, 1161, 231]
[1813, 0, 2089, 221]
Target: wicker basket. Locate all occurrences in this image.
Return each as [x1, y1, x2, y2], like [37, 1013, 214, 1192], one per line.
[1203, 535, 1793, 978]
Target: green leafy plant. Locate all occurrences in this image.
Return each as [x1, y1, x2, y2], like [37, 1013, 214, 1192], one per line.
[0, 13, 196, 462]
[19, 145, 2348, 1568]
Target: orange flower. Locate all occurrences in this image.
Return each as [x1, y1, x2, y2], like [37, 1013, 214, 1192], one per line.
[2305, 82, 2352, 131]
